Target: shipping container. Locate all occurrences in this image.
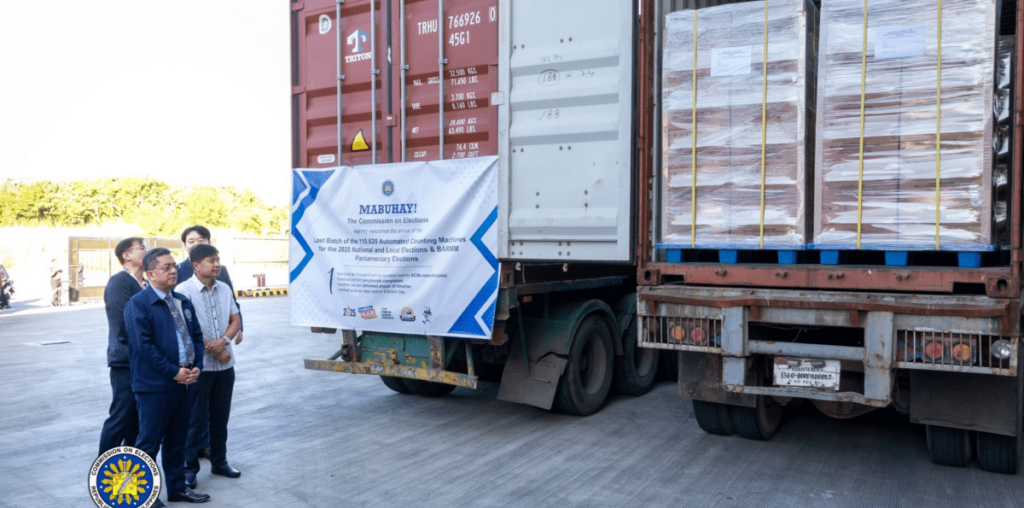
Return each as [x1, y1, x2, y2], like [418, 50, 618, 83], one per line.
[637, 0, 1024, 473]
[291, 0, 653, 415]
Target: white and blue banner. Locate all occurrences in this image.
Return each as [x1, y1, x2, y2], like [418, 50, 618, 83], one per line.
[289, 156, 499, 339]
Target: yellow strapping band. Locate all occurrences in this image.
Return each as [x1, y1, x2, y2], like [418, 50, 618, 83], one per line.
[856, 0, 868, 249]
[759, 0, 770, 249]
[935, 1, 943, 250]
[691, 10, 698, 248]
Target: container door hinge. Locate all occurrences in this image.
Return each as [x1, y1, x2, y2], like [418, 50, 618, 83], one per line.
[291, 2, 304, 11]
[292, 86, 306, 94]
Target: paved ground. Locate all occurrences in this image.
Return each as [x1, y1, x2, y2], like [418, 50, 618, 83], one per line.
[1, 296, 1022, 508]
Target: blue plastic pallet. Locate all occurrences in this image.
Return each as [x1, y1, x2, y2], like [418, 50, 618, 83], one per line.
[811, 244, 997, 268]
[662, 247, 806, 265]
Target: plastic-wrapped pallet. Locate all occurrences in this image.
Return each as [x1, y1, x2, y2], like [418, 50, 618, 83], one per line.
[813, 0, 1003, 251]
[660, 0, 819, 251]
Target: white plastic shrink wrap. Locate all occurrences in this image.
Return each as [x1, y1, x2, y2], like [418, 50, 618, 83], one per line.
[660, 0, 819, 250]
[813, 0, 1003, 250]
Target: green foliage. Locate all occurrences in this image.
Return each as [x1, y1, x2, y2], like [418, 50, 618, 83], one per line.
[0, 177, 286, 236]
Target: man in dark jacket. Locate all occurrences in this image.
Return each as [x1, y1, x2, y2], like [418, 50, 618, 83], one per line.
[126, 247, 209, 504]
[98, 237, 148, 456]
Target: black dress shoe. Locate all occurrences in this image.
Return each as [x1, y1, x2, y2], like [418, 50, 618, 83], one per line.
[151, 499, 167, 508]
[210, 464, 241, 478]
[167, 488, 210, 503]
[184, 471, 197, 489]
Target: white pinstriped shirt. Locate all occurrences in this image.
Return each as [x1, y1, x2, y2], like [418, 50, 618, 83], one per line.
[177, 274, 239, 371]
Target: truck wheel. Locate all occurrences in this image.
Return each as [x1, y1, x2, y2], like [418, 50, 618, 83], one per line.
[732, 395, 783, 440]
[692, 400, 735, 435]
[380, 376, 413, 394]
[555, 316, 615, 416]
[613, 318, 659, 396]
[926, 425, 972, 467]
[976, 431, 1020, 474]
[402, 379, 457, 397]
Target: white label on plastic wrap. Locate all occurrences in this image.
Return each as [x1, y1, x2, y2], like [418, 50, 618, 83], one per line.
[317, 154, 336, 164]
[710, 46, 752, 77]
[874, 24, 926, 60]
[319, 14, 332, 35]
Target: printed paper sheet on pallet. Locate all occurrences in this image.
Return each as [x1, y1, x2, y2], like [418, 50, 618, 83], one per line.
[813, 0, 1003, 250]
[660, 0, 818, 250]
[289, 156, 499, 339]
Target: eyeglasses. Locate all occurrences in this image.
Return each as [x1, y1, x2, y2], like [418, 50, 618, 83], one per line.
[151, 263, 177, 273]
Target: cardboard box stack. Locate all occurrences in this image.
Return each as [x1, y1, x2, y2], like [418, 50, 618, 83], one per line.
[813, 0, 1000, 250]
[660, 0, 818, 250]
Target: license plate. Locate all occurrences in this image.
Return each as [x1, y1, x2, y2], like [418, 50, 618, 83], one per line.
[773, 357, 841, 391]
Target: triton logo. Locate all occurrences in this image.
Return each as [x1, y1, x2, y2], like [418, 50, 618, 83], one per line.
[344, 30, 372, 63]
[347, 30, 368, 53]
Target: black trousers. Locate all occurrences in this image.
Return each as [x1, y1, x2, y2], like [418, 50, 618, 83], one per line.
[98, 367, 138, 455]
[136, 386, 191, 494]
[185, 367, 235, 473]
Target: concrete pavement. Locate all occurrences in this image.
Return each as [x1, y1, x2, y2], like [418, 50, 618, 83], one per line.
[1, 297, 1022, 508]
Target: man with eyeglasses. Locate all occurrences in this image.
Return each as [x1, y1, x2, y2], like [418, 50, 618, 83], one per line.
[98, 237, 148, 456]
[125, 247, 210, 505]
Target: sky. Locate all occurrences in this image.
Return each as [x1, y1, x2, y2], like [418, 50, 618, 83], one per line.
[0, 1, 291, 206]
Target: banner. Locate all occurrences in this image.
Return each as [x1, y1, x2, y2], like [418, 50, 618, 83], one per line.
[289, 156, 499, 339]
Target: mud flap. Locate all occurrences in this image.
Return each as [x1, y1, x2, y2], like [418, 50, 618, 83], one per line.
[497, 351, 568, 410]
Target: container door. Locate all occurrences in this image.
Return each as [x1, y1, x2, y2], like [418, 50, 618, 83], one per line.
[394, 0, 500, 161]
[295, 0, 389, 169]
[498, 0, 636, 262]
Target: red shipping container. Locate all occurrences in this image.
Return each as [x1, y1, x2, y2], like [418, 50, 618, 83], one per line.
[292, 0, 498, 169]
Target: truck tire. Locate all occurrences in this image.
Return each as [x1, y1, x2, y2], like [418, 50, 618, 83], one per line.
[555, 316, 615, 416]
[732, 395, 783, 440]
[692, 400, 735, 435]
[402, 379, 457, 397]
[380, 376, 413, 394]
[926, 425, 972, 467]
[976, 431, 1020, 474]
[613, 318, 659, 396]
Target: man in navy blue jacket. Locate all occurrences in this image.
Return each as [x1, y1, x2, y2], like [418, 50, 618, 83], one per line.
[125, 247, 210, 505]
[97, 237, 148, 456]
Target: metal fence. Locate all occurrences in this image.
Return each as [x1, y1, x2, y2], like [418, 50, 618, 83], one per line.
[68, 237, 183, 303]
[68, 235, 290, 303]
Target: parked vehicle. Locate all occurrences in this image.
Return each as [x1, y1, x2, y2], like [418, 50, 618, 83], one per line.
[0, 277, 13, 310]
[290, 0, 658, 415]
[637, 0, 1023, 473]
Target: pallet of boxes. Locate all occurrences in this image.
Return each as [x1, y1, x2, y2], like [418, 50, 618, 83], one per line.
[660, 0, 819, 263]
[813, 0, 1010, 265]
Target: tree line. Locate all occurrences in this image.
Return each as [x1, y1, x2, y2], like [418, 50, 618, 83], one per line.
[0, 178, 287, 237]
